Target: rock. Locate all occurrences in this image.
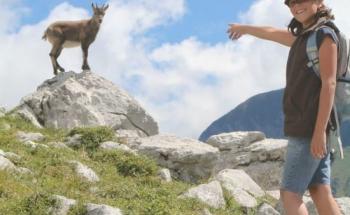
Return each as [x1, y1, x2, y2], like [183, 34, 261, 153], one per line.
[257, 203, 280, 215]
[213, 138, 287, 190]
[246, 138, 287, 161]
[50, 195, 76, 215]
[13, 71, 158, 136]
[136, 134, 219, 183]
[47, 141, 71, 150]
[0, 151, 29, 174]
[100, 141, 134, 153]
[16, 167, 33, 174]
[13, 106, 43, 128]
[336, 197, 350, 215]
[266, 190, 280, 201]
[115, 129, 144, 147]
[158, 168, 172, 182]
[86, 203, 123, 215]
[241, 161, 284, 191]
[69, 161, 99, 183]
[207, 131, 265, 151]
[0, 156, 16, 171]
[180, 181, 226, 209]
[23, 140, 49, 149]
[226, 186, 258, 208]
[16, 131, 45, 142]
[214, 169, 266, 208]
[215, 169, 265, 198]
[65, 134, 82, 148]
[3, 152, 21, 161]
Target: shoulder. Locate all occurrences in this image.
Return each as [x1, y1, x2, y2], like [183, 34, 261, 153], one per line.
[315, 25, 339, 49]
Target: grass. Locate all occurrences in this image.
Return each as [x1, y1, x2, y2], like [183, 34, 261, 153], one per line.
[0, 115, 275, 214]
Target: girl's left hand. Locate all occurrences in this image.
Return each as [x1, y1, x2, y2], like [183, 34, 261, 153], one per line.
[310, 131, 327, 160]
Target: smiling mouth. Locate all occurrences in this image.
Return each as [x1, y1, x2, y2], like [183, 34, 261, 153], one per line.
[296, 9, 306, 15]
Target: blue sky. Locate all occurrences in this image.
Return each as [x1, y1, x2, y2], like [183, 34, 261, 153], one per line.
[21, 0, 253, 44]
[2, 0, 348, 139]
[0, 0, 292, 138]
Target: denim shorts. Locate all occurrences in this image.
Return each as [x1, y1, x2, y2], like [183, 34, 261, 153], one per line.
[280, 136, 331, 196]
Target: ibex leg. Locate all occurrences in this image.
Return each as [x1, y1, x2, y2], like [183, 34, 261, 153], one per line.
[56, 47, 65, 72]
[49, 43, 64, 75]
[81, 45, 91, 71]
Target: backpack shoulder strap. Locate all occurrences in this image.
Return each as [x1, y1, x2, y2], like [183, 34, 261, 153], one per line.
[306, 25, 339, 78]
[306, 30, 320, 77]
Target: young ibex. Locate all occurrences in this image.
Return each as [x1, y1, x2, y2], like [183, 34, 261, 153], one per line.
[42, 3, 109, 75]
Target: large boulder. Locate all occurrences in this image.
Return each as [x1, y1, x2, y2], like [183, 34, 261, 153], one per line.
[12, 71, 158, 136]
[136, 134, 219, 183]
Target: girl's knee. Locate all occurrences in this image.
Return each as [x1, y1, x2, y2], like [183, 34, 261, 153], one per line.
[309, 184, 332, 197]
[280, 189, 303, 201]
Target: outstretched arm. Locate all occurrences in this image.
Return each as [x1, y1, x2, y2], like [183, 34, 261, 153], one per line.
[227, 23, 296, 47]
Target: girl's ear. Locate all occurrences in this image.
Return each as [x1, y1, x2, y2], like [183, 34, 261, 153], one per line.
[317, 3, 325, 11]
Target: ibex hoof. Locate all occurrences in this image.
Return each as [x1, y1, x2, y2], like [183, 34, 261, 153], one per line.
[82, 65, 90, 70]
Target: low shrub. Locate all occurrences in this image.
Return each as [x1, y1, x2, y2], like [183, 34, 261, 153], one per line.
[68, 126, 115, 151]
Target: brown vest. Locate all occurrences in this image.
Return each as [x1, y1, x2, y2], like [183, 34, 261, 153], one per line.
[283, 31, 323, 137]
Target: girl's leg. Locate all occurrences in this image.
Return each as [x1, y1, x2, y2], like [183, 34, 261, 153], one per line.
[309, 184, 342, 215]
[280, 189, 309, 215]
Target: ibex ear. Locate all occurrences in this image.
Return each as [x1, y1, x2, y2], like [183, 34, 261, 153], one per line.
[91, 3, 96, 10]
[103, 4, 109, 11]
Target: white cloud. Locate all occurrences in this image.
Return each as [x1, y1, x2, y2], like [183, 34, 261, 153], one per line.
[0, 0, 349, 139]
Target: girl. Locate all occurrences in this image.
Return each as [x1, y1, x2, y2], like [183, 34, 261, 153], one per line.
[227, 0, 342, 214]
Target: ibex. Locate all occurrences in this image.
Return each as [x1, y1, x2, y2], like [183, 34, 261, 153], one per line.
[42, 3, 109, 75]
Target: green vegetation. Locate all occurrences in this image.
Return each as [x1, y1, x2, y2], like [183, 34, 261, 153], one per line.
[68, 126, 115, 152]
[0, 115, 275, 214]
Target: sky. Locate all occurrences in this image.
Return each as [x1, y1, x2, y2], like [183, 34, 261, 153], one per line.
[1, 0, 350, 139]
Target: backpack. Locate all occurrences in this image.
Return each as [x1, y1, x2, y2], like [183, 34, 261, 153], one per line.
[306, 24, 350, 160]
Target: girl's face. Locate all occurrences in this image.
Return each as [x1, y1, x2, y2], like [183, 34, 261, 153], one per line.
[288, 0, 322, 27]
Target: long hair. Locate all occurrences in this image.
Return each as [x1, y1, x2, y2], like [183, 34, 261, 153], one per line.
[286, 1, 335, 36]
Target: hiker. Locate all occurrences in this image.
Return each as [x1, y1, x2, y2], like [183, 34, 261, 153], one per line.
[227, 0, 343, 214]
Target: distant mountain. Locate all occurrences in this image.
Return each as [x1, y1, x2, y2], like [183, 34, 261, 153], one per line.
[199, 89, 350, 147]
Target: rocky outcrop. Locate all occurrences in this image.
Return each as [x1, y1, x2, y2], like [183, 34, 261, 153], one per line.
[208, 131, 287, 190]
[135, 134, 219, 183]
[13, 71, 158, 136]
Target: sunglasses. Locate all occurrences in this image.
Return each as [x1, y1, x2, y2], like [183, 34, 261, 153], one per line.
[285, 0, 311, 8]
